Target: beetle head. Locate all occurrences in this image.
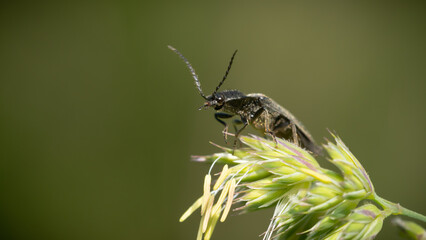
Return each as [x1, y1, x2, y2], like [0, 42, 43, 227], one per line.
[200, 92, 226, 110]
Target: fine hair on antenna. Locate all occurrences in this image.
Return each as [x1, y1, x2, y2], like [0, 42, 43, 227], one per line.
[168, 45, 238, 98]
[168, 45, 207, 99]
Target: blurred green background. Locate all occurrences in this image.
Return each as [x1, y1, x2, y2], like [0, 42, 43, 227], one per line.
[1, 1, 425, 240]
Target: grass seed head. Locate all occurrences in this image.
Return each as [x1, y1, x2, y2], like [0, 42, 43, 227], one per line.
[181, 134, 420, 240]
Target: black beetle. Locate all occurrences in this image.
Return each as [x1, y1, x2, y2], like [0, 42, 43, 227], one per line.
[168, 45, 322, 155]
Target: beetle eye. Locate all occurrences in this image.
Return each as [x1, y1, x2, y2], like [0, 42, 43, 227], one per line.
[214, 97, 224, 110]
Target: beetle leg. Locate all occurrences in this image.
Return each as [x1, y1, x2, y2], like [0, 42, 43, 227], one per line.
[251, 107, 278, 146]
[271, 117, 288, 146]
[251, 107, 269, 135]
[251, 107, 266, 120]
[214, 112, 234, 143]
[267, 131, 278, 146]
[233, 116, 248, 150]
[232, 119, 243, 132]
[273, 117, 289, 131]
[264, 112, 278, 146]
[291, 123, 300, 146]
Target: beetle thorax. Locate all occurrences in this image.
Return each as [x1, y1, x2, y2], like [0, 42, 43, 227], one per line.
[214, 90, 246, 112]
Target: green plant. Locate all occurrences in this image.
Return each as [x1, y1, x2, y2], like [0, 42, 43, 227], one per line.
[180, 134, 426, 240]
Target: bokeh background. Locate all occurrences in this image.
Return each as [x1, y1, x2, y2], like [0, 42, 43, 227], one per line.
[1, 1, 425, 240]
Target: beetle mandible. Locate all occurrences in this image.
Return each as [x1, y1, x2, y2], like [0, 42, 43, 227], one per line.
[168, 45, 322, 155]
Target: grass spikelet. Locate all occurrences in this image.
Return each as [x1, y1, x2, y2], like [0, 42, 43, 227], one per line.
[181, 134, 426, 239]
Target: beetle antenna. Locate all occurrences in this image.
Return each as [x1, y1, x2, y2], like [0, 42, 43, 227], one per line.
[213, 49, 238, 95]
[168, 45, 207, 100]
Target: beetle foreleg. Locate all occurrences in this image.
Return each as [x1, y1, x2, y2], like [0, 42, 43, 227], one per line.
[214, 112, 234, 143]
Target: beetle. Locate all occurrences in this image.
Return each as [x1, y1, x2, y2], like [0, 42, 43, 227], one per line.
[168, 45, 322, 155]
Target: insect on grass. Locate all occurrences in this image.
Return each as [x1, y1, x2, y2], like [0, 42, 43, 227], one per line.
[168, 45, 322, 155]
